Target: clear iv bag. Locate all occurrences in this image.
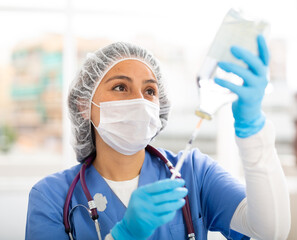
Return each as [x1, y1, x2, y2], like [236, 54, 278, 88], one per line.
[196, 8, 269, 120]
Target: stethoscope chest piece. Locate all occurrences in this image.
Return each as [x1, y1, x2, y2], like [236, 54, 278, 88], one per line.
[94, 193, 108, 212]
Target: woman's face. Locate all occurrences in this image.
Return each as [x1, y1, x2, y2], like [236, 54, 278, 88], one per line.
[91, 60, 159, 126]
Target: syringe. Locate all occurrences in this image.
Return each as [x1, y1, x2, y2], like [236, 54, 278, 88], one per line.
[170, 118, 203, 179]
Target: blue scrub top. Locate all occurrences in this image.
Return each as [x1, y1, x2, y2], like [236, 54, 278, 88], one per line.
[25, 148, 249, 240]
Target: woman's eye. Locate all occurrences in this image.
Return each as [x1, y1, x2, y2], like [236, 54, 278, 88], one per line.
[146, 88, 156, 96]
[113, 84, 126, 92]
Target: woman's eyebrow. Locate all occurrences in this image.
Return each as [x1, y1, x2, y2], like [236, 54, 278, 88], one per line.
[105, 75, 132, 83]
[105, 75, 157, 85]
[144, 79, 158, 85]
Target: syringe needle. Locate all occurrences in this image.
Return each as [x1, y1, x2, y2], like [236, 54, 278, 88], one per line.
[170, 118, 203, 179]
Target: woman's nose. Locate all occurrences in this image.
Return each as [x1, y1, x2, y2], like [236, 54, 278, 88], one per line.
[130, 89, 144, 99]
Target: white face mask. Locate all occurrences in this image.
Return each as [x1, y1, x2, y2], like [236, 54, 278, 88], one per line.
[91, 98, 162, 155]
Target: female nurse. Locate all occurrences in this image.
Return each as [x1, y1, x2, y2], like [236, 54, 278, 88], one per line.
[25, 36, 290, 240]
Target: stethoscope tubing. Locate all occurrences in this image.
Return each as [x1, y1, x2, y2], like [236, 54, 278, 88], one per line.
[63, 171, 80, 233]
[80, 159, 98, 220]
[63, 154, 95, 232]
[145, 145, 195, 236]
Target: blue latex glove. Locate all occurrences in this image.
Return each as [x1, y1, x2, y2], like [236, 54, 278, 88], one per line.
[214, 35, 269, 138]
[111, 179, 188, 240]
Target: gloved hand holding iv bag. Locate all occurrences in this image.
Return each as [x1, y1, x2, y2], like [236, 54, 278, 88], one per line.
[214, 35, 269, 138]
[111, 179, 188, 240]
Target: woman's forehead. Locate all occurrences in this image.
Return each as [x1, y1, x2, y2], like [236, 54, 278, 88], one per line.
[104, 59, 157, 80]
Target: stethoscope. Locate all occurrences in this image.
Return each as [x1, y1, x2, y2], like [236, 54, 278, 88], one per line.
[63, 145, 196, 240]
